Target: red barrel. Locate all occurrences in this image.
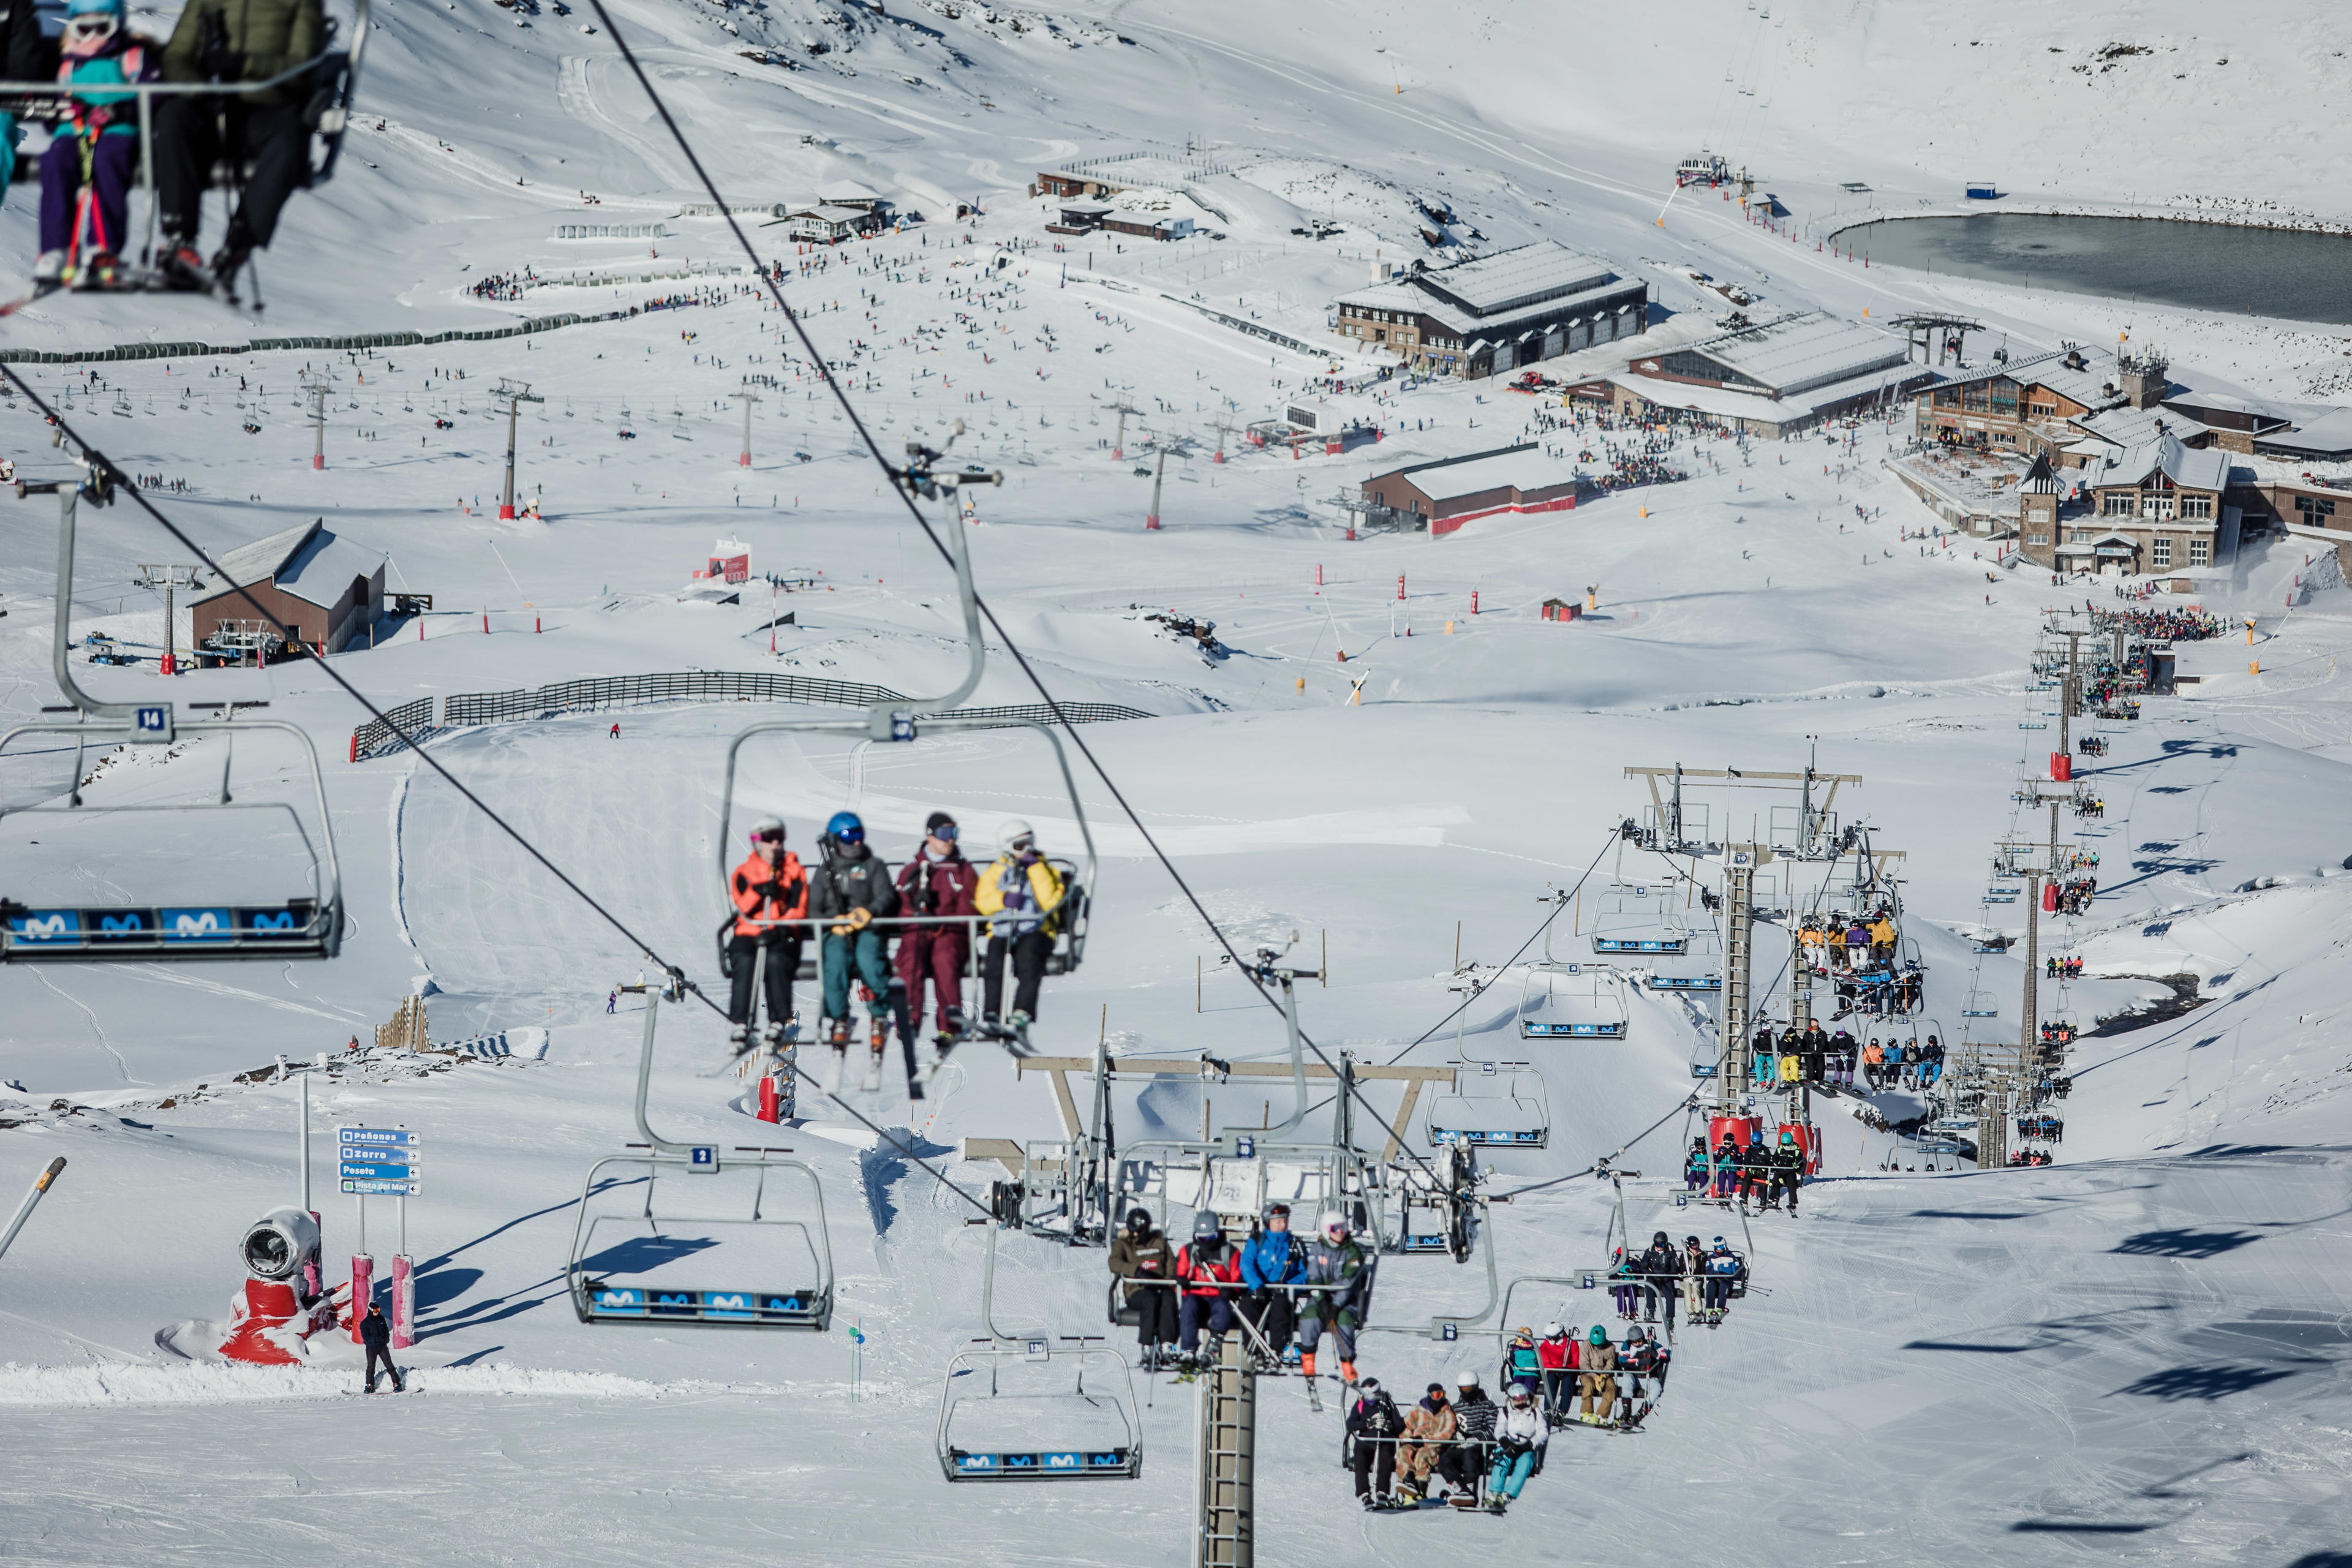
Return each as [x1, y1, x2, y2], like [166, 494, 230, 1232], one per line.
[2043, 882, 2059, 913]
[2051, 752, 2072, 782]
[1709, 1114, 1765, 1152]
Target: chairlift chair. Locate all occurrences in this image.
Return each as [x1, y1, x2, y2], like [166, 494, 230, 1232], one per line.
[563, 979, 835, 1329]
[1426, 1060, 1549, 1148]
[1961, 989, 1999, 1019]
[712, 458, 1097, 1041]
[1517, 960, 1630, 1039]
[936, 1339, 1142, 1481]
[1, 478, 343, 960]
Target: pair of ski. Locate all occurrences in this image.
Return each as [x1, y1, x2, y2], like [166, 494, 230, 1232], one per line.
[1, 258, 239, 318]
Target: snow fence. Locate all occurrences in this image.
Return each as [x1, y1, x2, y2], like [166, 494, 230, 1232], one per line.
[354, 670, 1153, 757]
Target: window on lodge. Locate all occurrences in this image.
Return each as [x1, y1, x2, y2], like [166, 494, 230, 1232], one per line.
[2150, 537, 2173, 568]
[2189, 537, 2210, 565]
[2180, 495, 2212, 519]
[2027, 532, 2050, 545]
[2103, 492, 2135, 516]
[2295, 494, 2337, 519]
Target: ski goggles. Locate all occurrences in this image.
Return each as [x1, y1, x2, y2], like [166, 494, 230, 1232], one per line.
[64, 13, 118, 45]
[932, 822, 958, 841]
[753, 826, 786, 843]
[834, 824, 865, 845]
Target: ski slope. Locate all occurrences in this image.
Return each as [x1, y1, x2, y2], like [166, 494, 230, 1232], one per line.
[3, 0, 2352, 1562]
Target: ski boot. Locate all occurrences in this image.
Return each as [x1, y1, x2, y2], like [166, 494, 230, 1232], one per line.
[728, 1023, 749, 1054]
[1298, 1350, 1316, 1378]
[1338, 1358, 1358, 1384]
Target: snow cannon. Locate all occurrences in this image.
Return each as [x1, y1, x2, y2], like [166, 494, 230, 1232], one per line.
[217, 1206, 339, 1365]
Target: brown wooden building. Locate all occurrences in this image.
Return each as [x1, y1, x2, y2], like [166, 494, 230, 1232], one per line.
[1360, 443, 1587, 537]
[190, 519, 385, 657]
[1331, 241, 1648, 381]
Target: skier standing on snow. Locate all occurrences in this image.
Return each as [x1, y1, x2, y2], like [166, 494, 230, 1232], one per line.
[892, 811, 977, 1058]
[726, 816, 805, 1052]
[360, 1302, 402, 1392]
[974, 818, 1063, 1033]
[810, 811, 897, 1049]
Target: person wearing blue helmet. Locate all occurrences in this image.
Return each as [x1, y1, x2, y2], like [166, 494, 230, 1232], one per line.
[810, 810, 899, 1054]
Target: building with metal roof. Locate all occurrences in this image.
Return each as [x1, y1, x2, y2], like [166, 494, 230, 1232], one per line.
[1357, 442, 1588, 535]
[1629, 311, 1911, 401]
[1332, 241, 1649, 381]
[191, 519, 385, 658]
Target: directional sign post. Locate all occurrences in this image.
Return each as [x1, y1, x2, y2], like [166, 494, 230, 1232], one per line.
[338, 1126, 421, 1349]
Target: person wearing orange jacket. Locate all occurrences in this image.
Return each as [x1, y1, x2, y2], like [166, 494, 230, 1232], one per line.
[728, 816, 807, 1051]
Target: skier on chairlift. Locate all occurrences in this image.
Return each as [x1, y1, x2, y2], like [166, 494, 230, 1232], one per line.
[1236, 1201, 1305, 1370]
[1172, 1208, 1239, 1370]
[893, 810, 977, 1067]
[1297, 1209, 1373, 1384]
[726, 816, 805, 1053]
[811, 810, 898, 1065]
[975, 818, 1063, 1039]
[1485, 1382, 1547, 1510]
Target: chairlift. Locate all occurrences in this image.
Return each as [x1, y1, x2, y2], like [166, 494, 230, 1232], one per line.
[1426, 1060, 1549, 1148]
[712, 440, 1095, 1066]
[0, 477, 344, 960]
[0, 0, 371, 296]
[938, 1218, 1141, 1480]
[562, 978, 835, 1329]
[937, 1339, 1142, 1480]
[1587, 883, 1691, 954]
[1961, 989, 1999, 1019]
[1516, 961, 1630, 1038]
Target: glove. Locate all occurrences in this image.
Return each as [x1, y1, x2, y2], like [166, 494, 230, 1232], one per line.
[845, 907, 872, 931]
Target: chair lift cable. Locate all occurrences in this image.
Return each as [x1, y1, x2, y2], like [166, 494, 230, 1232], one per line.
[0, 369, 999, 1221]
[580, 0, 1459, 1190]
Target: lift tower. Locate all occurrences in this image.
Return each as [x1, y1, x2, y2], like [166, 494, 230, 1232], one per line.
[493, 379, 545, 520]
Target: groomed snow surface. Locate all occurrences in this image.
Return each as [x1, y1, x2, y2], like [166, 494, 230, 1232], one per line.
[4, 1, 2352, 1562]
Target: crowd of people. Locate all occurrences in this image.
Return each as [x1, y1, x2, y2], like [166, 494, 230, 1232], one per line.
[2090, 605, 2228, 643]
[7, 0, 332, 292]
[2052, 874, 2098, 915]
[1109, 1206, 1733, 1511]
[1736, 1021, 1944, 1094]
[1690, 1132, 1810, 1212]
[725, 807, 1071, 1092]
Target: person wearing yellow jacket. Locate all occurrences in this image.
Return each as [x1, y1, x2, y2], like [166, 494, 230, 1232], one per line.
[974, 818, 1063, 1030]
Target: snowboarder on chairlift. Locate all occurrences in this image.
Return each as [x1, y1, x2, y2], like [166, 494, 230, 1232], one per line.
[811, 810, 898, 1052]
[727, 816, 806, 1052]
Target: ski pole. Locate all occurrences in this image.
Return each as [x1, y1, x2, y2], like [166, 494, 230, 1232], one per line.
[0, 1157, 66, 1265]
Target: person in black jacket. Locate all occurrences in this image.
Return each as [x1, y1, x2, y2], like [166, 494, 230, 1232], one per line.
[1637, 1230, 1681, 1327]
[1441, 1372, 1498, 1507]
[810, 811, 899, 1049]
[1771, 1134, 1806, 1214]
[0, 0, 56, 209]
[360, 1302, 402, 1392]
[1345, 1376, 1402, 1507]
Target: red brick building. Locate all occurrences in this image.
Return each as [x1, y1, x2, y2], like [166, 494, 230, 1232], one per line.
[1360, 444, 1588, 536]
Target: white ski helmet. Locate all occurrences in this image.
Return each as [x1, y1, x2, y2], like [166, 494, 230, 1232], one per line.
[997, 818, 1036, 854]
[1319, 1208, 1350, 1238]
[750, 815, 785, 843]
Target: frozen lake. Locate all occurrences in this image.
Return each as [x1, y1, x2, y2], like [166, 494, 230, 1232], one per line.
[1831, 214, 2352, 324]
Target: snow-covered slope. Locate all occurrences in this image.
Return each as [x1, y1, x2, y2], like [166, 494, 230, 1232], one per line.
[2, 1, 2351, 1562]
